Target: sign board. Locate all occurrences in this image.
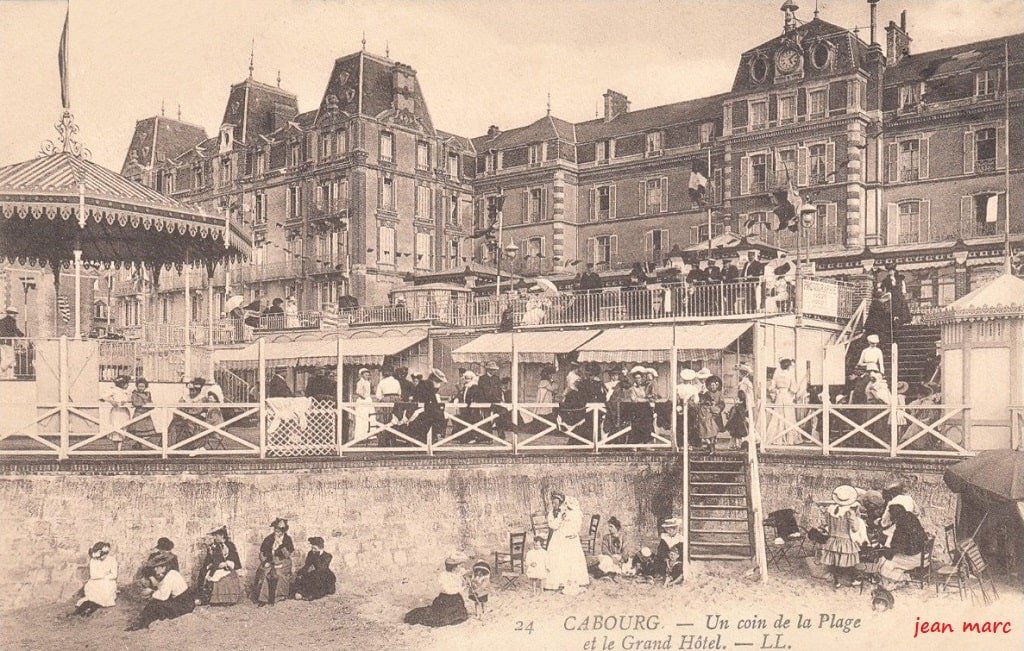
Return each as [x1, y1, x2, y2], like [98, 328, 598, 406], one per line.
[800, 279, 839, 318]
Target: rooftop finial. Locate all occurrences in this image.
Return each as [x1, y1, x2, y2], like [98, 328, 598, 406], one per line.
[160, 99, 165, 117]
[546, 92, 551, 117]
[277, 70, 281, 88]
[361, 31, 366, 51]
[813, 0, 819, 18]
[177, 103, 181, 121]
[386, 41, 390, 58]
[781, 0, 799, 33]
[249, 38, 255, 78]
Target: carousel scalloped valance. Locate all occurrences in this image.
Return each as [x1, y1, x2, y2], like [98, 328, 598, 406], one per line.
[0, 152, 249, 267]
[922, 274, 1024, 325]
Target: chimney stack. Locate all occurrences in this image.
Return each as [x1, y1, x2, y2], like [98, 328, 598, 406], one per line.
[603, 90, 630, 122]
[487, 125, 501, 139]
[885, 10, 912, 66]
[781, 1, 800, 34]
[867, 0, 879, 46]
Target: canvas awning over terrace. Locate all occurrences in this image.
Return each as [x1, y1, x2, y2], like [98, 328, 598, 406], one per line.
[215, 334, 426, 368]
[575, 323, 752, 363]
[451, 329, 601, 364]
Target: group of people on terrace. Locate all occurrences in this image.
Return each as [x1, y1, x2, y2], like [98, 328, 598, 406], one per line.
[70, 518, 336, 631]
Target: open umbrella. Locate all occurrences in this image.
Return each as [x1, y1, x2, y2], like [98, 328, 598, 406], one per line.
[944, 450, 1024, 501]
[224, 295, 245, 313]
[533, 278, 559, 294]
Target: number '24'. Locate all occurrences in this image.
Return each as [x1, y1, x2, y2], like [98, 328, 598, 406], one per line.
[514, 621, 534, 634]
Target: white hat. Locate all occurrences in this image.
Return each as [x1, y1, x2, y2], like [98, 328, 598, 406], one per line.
[639, 546, 652, 558]
[831, 485, 859, 507]
[358, 367, 370, 375]
[629, 365, 647, 375]
[867, 334, 880, 344]
[429, 368, 448, 383]
[735, 362, 753, 374]
[646, 367, 658, 378]
[661, 517, 683, 529]
[679, 368, 697, 381]
[4, 306, 17, 315]
[695, 367, 712, 380]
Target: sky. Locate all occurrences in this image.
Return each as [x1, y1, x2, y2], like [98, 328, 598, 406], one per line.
[1, 0, 1021, 171]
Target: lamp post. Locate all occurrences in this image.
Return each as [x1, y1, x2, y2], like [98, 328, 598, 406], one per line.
[19, 276, 36, 337]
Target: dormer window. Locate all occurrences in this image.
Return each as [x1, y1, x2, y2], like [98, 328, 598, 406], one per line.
[528, 143, 545, 165]
[289, 141, 302, 167]
[749, 100, 768, 130]
[595, 139, 614, 163]
[485, 150, 497, 173]
[416, 141, 430, 170]
[447, 152, 460, 177]
[219, 126, 233, 154]
[699, 122, 715, 144]
[899, 83, 922, 109]
[645, 131, 663, 155]
[975, 70, 999, 98]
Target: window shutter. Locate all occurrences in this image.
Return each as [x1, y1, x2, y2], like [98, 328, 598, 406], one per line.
[543, 187, 549, 220]
[541, 236, 547, 257]
[378, 177, 383, 208]
[661, 229, 670, 251]
[638, 181, 646, 215]
[739, 156, 750, 195]
[825, 141, 836, 182]
[797, 88, 807, 118]
[610, 184, 617, 218]
[522, 190, 529, 223]
[586, 238, 595, 264]
[768, 94, 778, 125]
[919, 136, 930, 179]
[689, 225, 698, 243]
[589, 188, 597, 222]
[712, 169, 723, 203]
[610, 235, 618, 261]
[797, 146, 809, 186]
[661, 176, 669, 212]
[996, 126, 1007, 170]
[960, 195, 974, 234]
[886, 203, 899, 245]
[963, 130, 975, 174]
[826, 203, 838, 245]
[921, 200, 931, 240]
[645, 231, 654, 257]
[887, 142, 899, 183]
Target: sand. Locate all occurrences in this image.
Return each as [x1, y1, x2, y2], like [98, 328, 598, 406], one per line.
[2, 559, 1021, 651]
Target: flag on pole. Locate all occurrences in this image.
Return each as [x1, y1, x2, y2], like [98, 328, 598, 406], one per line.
[687, 169, 708, 205]
[57, 295, 71, 323]
[769, 184, 802, 232]
[58, 8, 70, 109]
[984, 194, 999, 223]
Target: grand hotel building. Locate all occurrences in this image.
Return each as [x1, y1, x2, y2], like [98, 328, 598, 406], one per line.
[109, 5, 1023, 328]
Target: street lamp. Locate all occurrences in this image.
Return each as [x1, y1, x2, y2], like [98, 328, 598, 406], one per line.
[494, 240, 519, 300]
[19, 276, 35, 337]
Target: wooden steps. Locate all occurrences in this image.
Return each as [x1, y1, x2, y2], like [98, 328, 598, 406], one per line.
[688, 454, 755, 561]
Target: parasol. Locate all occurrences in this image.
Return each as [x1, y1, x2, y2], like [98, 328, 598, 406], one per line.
[944, 450, 1024, 501]
[533, 278, 558, 294]
[224, 295, 245, 313]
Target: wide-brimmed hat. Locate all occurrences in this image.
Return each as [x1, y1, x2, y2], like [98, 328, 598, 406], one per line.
[358, 367, 370, 375]
[308, 536, 325, 547]
[866, 334, 880, 344]
[208, 526, 228, 538]
[639, 546, 652, 558]
[444, 551, 468, 566]
[646, 367, 658, 378]
[629, 365, 647, 376]
[429, 368, 448, 383]
[679, 368, 697, 381]
[831, 485, 859, 507]
[4, 306, 17, 315]
[705, 374, 722, 388]
[270, 517, 289, 531]
[661, 517, 682, 529]
[896, 381, 909, 394]
[735, 362, 753, 374]
[695, 367, 712, 380]
[472, 560, 491, 574]
[147, 550, 177, 569]
[484, 361, 500, 371]
[550, 490, 565, 501]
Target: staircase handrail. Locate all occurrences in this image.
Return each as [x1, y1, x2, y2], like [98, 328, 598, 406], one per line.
[747, 414, 769, 582]
[835, 297, 869, 346]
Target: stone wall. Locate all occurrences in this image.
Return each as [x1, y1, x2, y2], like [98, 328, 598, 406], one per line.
[0, 453, 955, 612]
[0, 455, 681, 612]
[759, 453, 958, 539]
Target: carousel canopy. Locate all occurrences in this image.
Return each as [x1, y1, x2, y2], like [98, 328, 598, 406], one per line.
[924, 273, 1024, 325]
[0, 152, 249, 268]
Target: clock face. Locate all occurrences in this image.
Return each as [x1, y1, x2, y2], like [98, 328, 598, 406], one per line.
[776, 48, 802, 74]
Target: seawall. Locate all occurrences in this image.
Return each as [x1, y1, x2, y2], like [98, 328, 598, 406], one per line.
[0, 453, 956, 612]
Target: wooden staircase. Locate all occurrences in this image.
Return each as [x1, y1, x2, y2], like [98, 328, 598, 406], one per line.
[891, 323, 941, 386]
[688, 453, 756, 561]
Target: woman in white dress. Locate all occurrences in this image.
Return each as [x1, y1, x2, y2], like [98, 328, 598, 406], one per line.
[765, 359, 800, 445]
[75, 542, 118, 616]
[352, 367, 374, 441]
[101, 376, 132, 449]
[543, 493, 590, 595]
[284, 296, 300, 329]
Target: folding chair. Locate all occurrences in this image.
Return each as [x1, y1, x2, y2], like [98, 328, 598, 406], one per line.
[531, 512, 550, 547]
[493, 532, 526, 591]
[905, 535, 935, 589]
[580, 515, 601, 555]
[763, 509, 807, 569]
[961, 538, 999, 605]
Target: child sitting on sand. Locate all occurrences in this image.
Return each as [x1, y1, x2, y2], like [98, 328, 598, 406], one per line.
[663, 546, 684, 586]
[630, 546, 657, 582]
[525, 536, 548, 592]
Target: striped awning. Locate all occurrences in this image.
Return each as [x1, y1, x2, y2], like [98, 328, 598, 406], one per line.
[215, 334, 426, 368]
[451, 329, 601, 364]
[576, 323, 751, 363]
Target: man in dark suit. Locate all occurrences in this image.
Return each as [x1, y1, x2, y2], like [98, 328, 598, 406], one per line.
[741, 252, 765, 310]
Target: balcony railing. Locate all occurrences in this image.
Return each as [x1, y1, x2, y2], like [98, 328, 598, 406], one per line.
[232, 260, 305, 284]
[959, 217, 1002, 239]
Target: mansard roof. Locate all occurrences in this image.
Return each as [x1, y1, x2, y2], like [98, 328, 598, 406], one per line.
[575, 93, 726, 143]
[731, 17, 870, 94]
[885, 31, 1024, 86]
[121, 116, 208, 174]
[437, 130, 476, 153]
[472, 114, 576, 151]
[220, 77, 299, 145]
[316, 51, 436, 134]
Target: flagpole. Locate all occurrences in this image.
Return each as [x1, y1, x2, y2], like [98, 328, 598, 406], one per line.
[706, 147, 713, 259]
[1004, 38, 1012, 274]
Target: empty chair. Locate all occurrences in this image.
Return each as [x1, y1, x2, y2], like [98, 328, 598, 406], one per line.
[493, 532, 527, 591]
[580, 515, 601, 555]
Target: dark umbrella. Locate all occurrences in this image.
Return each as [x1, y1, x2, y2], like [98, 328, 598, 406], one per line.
[944, 450, 1024, 501]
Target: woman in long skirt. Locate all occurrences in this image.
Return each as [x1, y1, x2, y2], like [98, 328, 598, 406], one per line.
[254, 518, 294, 605]
[544, 494, 590, 595]
[819, 485, 867, 589]
[101, 376, 132, 448]
[404, 554, 469, 627]
[293, 537, 336, 601]
[196, 526, 243, 606]
[126, 377, 159, 447]
[74, 542, 118, 616]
